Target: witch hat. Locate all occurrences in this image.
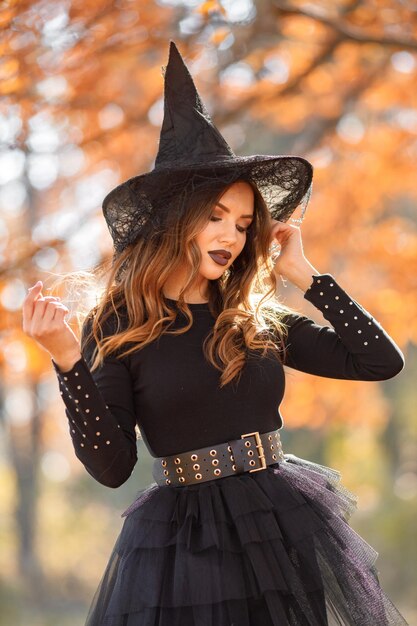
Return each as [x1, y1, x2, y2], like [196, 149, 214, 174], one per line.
[102, 40, 313, 256]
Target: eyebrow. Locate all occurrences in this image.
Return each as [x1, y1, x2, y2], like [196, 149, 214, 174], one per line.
[216, 201, 254, 220]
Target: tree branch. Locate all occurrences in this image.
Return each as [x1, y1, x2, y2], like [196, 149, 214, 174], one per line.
[272, 1, 417, 51]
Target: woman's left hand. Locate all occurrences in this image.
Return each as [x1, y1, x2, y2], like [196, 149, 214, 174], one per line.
[268, 219, 307, 276]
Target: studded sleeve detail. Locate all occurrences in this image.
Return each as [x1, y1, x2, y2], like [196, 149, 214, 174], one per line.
[281, 273, 405, 380]
[51, 315, 138, 488]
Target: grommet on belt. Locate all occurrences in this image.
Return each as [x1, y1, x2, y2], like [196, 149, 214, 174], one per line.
[152, 428, 285, 487]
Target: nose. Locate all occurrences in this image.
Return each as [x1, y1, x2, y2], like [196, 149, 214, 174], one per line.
[219, 222, 238, 246]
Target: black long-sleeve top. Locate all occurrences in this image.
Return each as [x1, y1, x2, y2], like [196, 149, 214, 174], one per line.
[51, 274, 405, 488]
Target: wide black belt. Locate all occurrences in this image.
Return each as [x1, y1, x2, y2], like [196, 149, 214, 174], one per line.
[152, 429, 284, 487]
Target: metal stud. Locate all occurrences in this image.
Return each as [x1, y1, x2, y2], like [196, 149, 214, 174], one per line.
[163, 470, 169, 476]
[319, 292, 324, 296]
[193, 463, 200, 470]
[77, 385, 81, 389]
[358, 330, 362, 333]
[375, 335, 379, 339]
[96, 432, 101, 436]
[364, 342, 368, 345]
[230, 455, 235, 461]
[268, 435, 272, 441]
[85, 394, 89, 398]
[272, 454, 277, 460]
[195, 473, 202, 480]
[176, 467, 183, 474]
[227, 445, 232, 452]
[191, 454, 198, 461]
[161, 459, 167, 467]
[325, 305, 329, 308]
[75, 372, 79, 376]
[232, 464, 236, 471]
[340, 310, 344, 313]
[80, 443, 84, 447]
[166, 479, 171, 485]
[270, 444, 275, 450]
[354, 316, 358, 320]
[210, 449, 217, 456]
[249, 460, 256, 467]
[174, 457, 181, 465]
[335, 296, 339, 300]
[214, 468, 221, 476]
[179, 477, 185, 483]
[85, 409, 90, 413]
[212, 459, 219, 466]
[106, 440, 110, 445]
[244, 441, 251, 447]
[95, 416, 100, 420]
[93, 445, 98, 449]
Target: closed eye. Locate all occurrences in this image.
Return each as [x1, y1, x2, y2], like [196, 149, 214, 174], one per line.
[209, 216, 248, 233]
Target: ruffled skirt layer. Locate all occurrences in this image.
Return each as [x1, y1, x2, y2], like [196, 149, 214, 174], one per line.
[84, 454, 408, 626]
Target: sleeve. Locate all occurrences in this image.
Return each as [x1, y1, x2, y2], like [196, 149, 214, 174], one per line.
[281, 273, 405, 380]
[51, 314, 138, 488]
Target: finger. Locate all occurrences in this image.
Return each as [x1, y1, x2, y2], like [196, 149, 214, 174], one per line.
[52, 304, 69, 322]
[270, 220, 296, 240]
[32, 302, 67, 335]
[269, 223, 287, 244]
[26, 280, 43, 296]
[45, 306, 67, 329]
[30, 298, 55, 329]
[23, 281, 44, 321]
[52, 307, 69, 323]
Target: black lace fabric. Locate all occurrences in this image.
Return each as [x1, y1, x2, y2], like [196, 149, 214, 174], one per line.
[102, 156, 313, 258]
[101, 40, 314, 266]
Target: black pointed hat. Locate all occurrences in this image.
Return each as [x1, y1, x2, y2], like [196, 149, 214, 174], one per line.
[102, 40, 313, 256]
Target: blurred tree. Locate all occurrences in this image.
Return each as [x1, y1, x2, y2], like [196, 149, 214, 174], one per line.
[0, 0, 416, 619]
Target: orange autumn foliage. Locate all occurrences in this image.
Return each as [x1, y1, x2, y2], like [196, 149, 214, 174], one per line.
[1, 0, 415, 439]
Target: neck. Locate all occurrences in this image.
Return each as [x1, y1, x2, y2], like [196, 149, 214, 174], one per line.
[163, 269, 209, 303]
[163, 292, 209, 304]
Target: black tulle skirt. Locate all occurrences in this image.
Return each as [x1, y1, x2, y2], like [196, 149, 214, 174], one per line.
[84, 454, 408, 626]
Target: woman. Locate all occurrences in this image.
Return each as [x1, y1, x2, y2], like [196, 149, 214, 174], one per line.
[22, 42, 408, 625]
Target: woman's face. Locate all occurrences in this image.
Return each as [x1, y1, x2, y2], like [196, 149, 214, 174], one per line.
[195, 181, 255, 280]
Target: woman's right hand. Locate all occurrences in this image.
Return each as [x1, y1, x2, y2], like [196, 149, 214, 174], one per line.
[22, 280, 82, 367]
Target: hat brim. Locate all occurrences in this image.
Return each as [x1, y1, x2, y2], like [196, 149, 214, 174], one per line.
[102, 154, 313, 254]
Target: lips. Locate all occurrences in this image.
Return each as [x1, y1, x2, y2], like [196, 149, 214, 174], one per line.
[208, 250, 231, 267]
[209, 249, 232, 259]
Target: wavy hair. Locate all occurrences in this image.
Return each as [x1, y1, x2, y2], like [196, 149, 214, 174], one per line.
[49, 178, 303, 388]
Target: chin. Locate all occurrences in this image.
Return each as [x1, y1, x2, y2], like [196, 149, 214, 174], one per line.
[200, 263, 228, 280]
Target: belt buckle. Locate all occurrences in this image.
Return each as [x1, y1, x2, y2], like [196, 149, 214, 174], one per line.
[241, 431, 266, 472]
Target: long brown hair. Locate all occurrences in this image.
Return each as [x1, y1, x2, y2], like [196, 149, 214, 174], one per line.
[51, 178, 302, 387]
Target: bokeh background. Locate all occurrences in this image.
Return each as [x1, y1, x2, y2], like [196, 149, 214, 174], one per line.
[1, 0, 416, 624]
